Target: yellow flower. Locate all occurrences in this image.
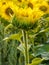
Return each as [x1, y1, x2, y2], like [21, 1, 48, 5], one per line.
[36, 1, 49, 13]
[12, 0, 49, 29]
[0, 1, 17, 20]
[0, 0, 49, 29]
[27, 0, 43, 8]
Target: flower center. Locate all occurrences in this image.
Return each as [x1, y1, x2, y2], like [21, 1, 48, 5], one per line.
[39, 6, 47, 12]
[47, 1, 49, 5]
[5, 7, 14, 16]
[28, 2, 33, 9]
[2, 2, 6, 5]
[18, 0, 22, 2]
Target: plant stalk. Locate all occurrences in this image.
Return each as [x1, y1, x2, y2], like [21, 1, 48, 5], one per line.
[22, 30, 29, 65]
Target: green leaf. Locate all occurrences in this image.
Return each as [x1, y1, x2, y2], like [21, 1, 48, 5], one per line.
[3, 32, 22, 41]
[28, 58, 44, 65]
[41, 52, 49, 60]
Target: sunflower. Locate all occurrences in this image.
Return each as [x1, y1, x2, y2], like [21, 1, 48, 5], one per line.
[0, 0, 49, 30]
[0, 1, 18, 21]
[12, 7, 35, 29]
[36, 1, 49, 14]
[27, 0, 43, 9]
[12, 0, 49, 30]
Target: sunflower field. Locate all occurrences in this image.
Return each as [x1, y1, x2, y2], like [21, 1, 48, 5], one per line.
[0, 0, 49, 65]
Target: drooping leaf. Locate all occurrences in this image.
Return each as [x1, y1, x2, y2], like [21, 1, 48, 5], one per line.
[28, 58, 44, 65]
[3, 32, 22, 41]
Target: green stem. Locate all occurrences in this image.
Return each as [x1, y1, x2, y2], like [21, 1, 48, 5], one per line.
[22, 30, 29, 65]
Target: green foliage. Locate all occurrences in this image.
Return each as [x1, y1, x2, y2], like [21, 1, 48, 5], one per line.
[0, 14, 49, 65]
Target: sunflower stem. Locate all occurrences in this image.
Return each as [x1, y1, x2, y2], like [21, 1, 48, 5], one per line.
[22, 30, 29, 65]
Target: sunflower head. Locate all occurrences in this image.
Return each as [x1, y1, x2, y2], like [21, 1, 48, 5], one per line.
[0, 1, 16, 21]
[39, 6, 47, 12]
[0, 0, 49, 30]
[46, 0, 49, 5]
[12, 0, 49, 30]
[38, 1, 49, 13]
[28, 2, 33, 9]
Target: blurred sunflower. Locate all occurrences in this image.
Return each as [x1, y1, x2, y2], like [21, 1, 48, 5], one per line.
[0, 1, 18, 21]
[47, 0, 49, 5]
[36, 1, 49, 14]
[12, 0, 49, 29]
[0, 0, 49, 29]
[27, 0, 44, 9]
